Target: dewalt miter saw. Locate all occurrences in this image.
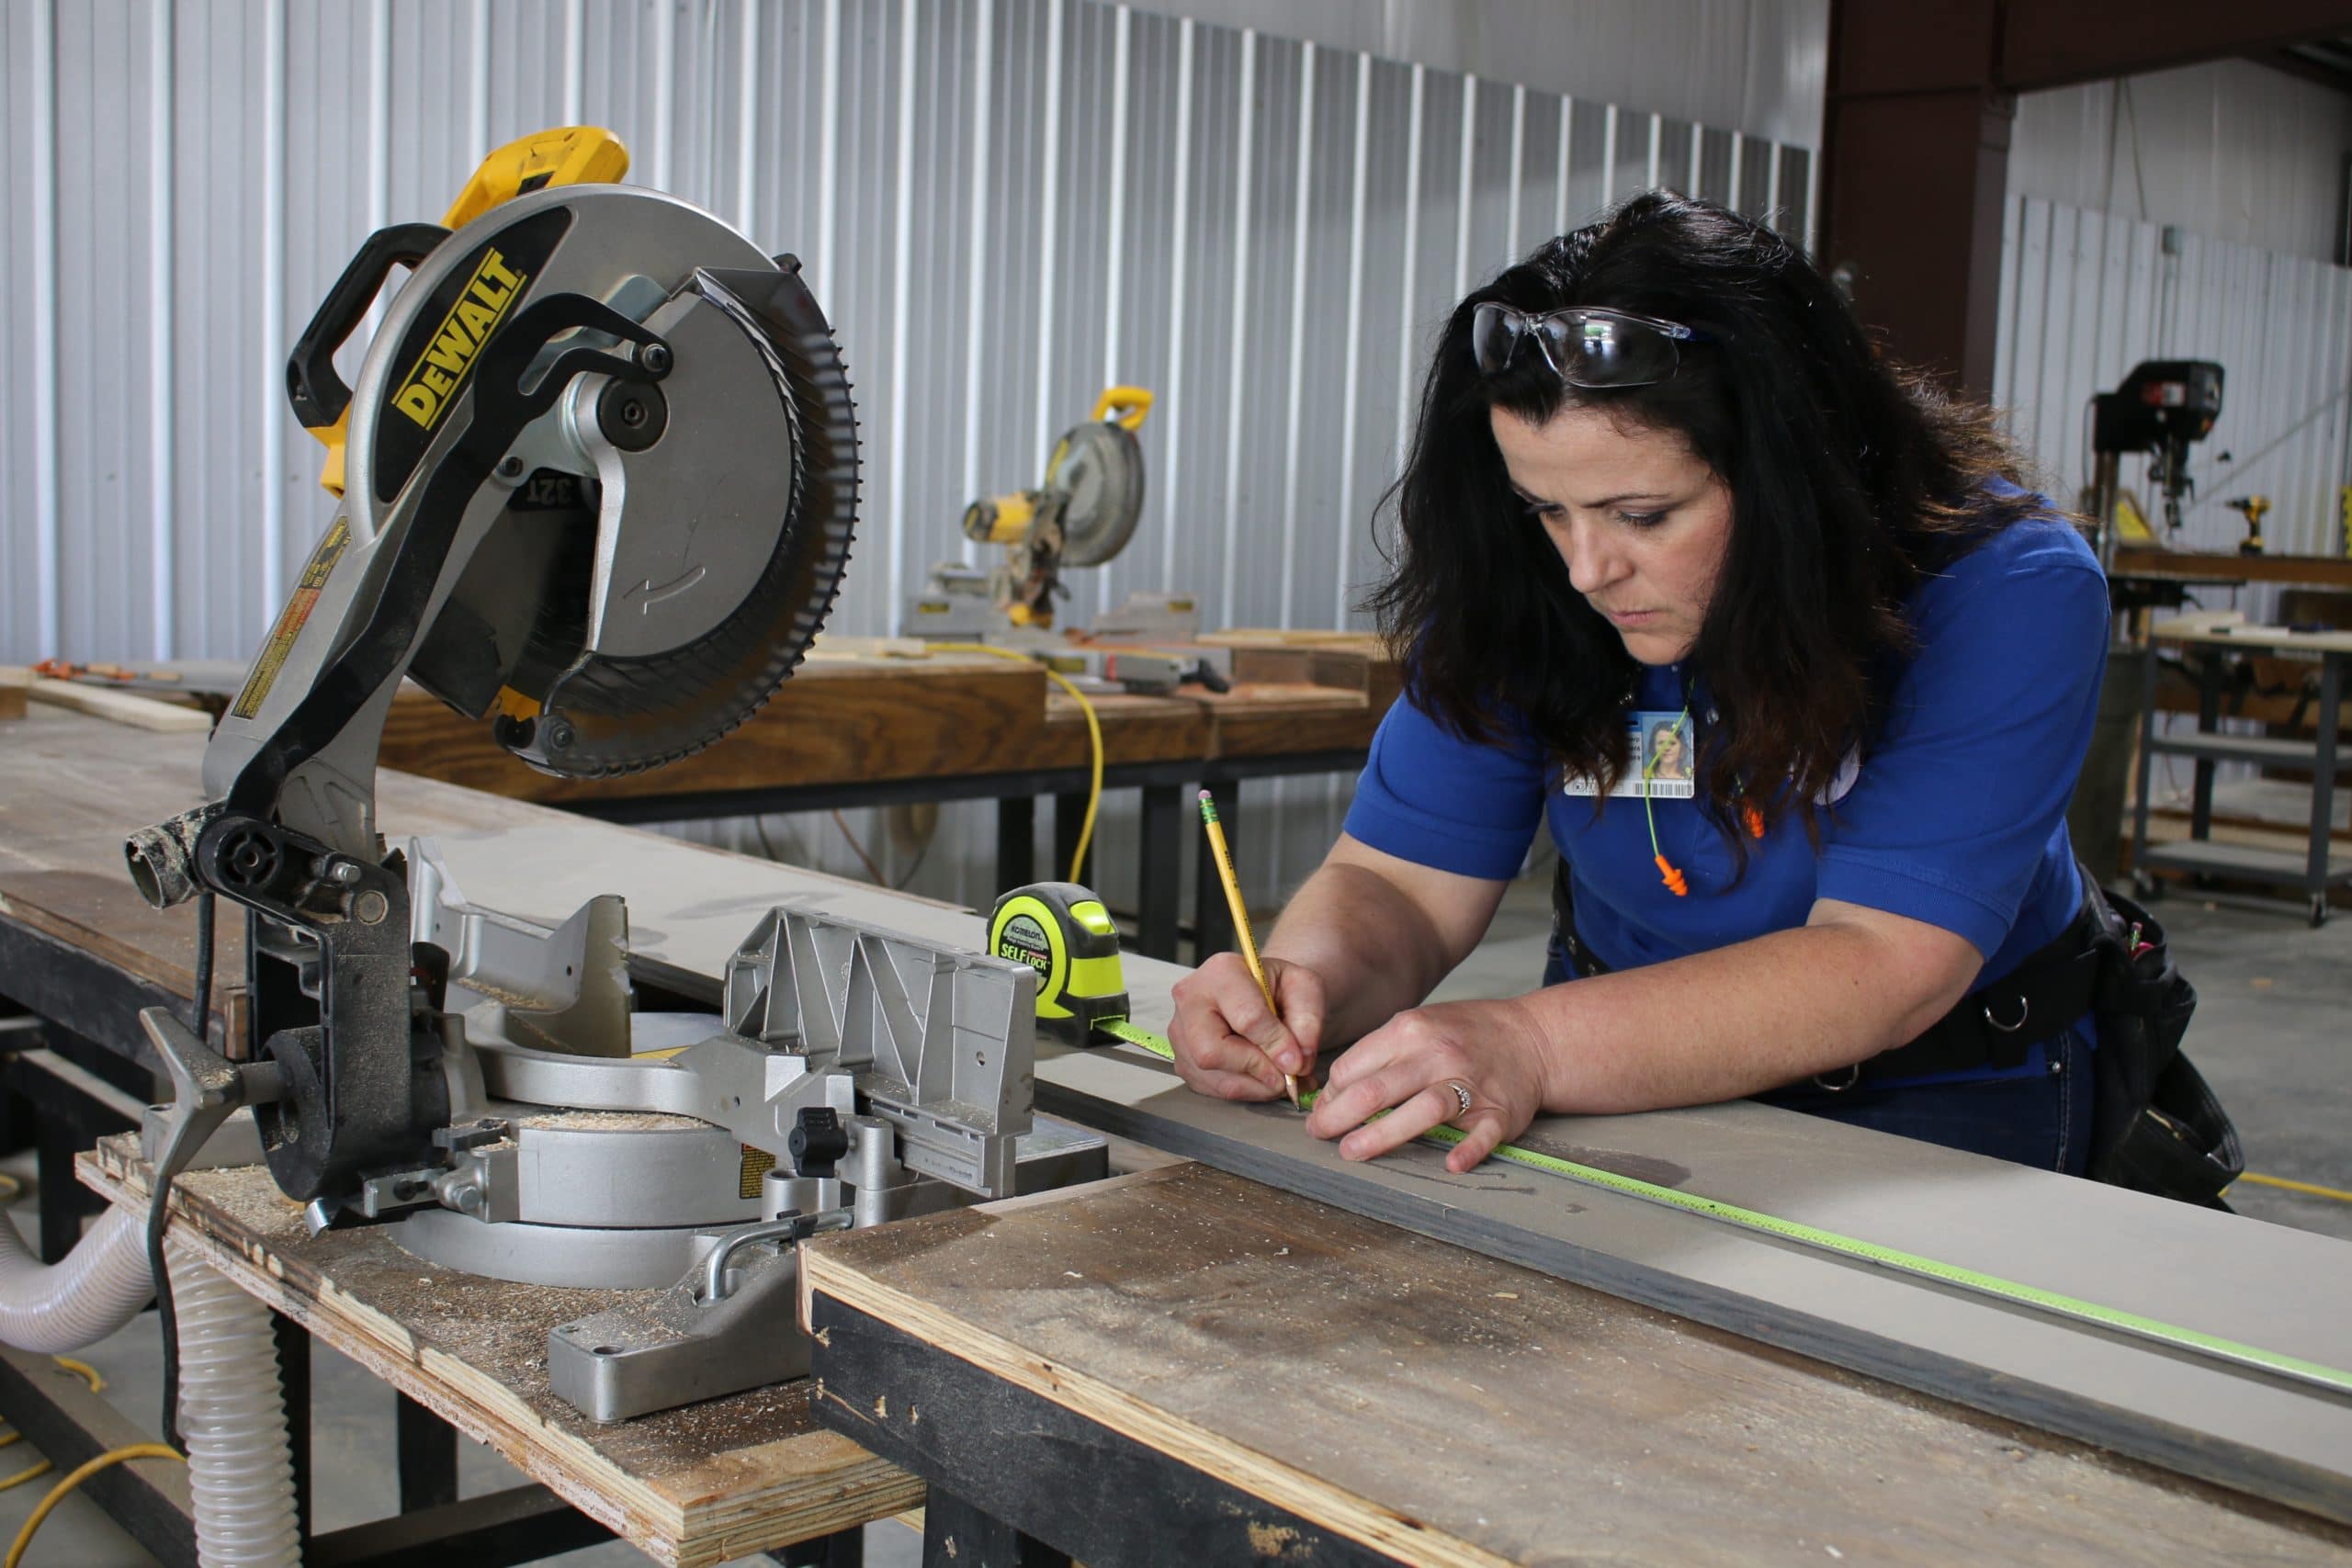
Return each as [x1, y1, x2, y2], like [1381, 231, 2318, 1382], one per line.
[924, 387, 1153, 633]
[127, 124, 860, 1214]
[124, 128, 1105, 1427]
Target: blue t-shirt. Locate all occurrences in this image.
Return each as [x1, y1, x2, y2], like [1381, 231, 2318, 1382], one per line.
[1344, 504, 2109, 1081]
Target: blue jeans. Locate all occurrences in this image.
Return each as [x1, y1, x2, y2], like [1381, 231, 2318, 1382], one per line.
[1542, 938, 2097, 1175]
[1750, 1029, 2096, 1174]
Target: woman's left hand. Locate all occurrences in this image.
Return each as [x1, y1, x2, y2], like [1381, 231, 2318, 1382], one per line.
[1303, 998, 1556, 1172]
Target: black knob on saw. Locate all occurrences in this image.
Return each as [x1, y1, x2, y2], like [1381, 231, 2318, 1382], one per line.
[789, 1107, 850, 1179]
[595, 377, 669, 451]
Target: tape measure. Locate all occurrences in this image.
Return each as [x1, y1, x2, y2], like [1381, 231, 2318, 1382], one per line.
[1085, 1018, 2352, 1399]
[989, 883, 1131, 1047]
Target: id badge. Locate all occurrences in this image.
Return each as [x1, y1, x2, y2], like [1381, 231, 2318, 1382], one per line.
[1562, 710, 1694, 797]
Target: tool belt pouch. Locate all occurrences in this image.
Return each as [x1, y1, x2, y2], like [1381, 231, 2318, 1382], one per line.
[2078, 874, 2241, 1208]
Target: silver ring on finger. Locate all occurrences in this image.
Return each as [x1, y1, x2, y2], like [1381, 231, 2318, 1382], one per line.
[1442, 1079, 1474, 1122]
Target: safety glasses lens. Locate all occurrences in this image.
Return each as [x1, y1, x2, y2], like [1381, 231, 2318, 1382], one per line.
[1470, 304, 1526, 375]
[1564, 316, 1677, 385]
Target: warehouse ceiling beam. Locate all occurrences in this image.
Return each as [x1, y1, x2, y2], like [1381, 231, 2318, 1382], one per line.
[1818, 0, 2352, 398]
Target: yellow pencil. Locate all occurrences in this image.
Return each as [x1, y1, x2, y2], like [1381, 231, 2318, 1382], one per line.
[1198, 789, 1298, 1107]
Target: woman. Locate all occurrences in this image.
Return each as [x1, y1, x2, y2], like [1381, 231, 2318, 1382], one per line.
[1169, 192, 2110, 1176]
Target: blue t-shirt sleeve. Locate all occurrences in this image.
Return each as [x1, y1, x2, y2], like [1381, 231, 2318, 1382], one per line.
[1342, 691, 1544, 880]
[1815, 527, 2109, 956]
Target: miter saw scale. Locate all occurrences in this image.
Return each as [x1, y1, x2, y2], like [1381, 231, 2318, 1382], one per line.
[122, 127, 1103, 1424]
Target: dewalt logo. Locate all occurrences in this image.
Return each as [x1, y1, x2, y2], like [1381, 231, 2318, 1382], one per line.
[392, 248, 528, 430]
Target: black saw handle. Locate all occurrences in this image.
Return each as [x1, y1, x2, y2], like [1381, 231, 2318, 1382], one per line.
[286, 221, 451, 430]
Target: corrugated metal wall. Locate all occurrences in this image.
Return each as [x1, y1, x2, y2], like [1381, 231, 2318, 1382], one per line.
[2010, 60, 2352, 265]
[1994, 192, 2352, 558]
[0, 0, 1814, 920]
[1118, 0, 1830, 148]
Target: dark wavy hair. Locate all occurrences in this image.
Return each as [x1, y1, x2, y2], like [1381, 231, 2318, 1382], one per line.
[1368, 190, 2041, 857]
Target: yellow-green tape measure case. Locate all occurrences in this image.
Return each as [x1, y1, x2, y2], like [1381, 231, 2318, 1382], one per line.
[990, 883, 1130, 1047]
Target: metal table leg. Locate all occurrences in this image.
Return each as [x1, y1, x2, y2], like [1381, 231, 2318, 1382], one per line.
[1136, 784, 1182, 960]
[274, 1311, 313, 1541]
[2191, 650, 2222, 843]
[994, 795, 1036, 896]
[1052, 793, 1092, 886]
[2309, 651, 2342, 926]
[397, 1391, 461, 1511]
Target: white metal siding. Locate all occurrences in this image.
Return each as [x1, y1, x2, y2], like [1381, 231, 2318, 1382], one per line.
[1, 0, 1811, 916]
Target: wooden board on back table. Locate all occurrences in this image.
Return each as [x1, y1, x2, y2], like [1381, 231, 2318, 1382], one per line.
[800, 1162, 2352, 1566]
[376, 652, 1051, 804]
[2117, 547, 2352, 590]
[79, 1140, 920, 1568]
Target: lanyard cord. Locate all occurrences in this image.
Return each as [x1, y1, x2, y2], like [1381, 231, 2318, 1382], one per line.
[1642, 700, 1692, 896]
[1633, 689, 1768, 899]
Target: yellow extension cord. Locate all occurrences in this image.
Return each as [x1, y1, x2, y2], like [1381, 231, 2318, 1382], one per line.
[3, 1446, 183, 1568]
[929, 643, 1104, 883]
[0, 1359, 183, 1566]
[2233, 1171, 2352, 1205]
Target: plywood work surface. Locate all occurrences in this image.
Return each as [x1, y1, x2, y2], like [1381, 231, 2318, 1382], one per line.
[802, 1162, 2351, 1566]
[80, 1138, 921, 1568]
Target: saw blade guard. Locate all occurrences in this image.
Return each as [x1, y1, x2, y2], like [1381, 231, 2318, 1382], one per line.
[1047, 388, 1149, 568]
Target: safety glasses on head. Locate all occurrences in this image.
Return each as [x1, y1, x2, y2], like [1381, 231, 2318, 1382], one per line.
[1470, 303, 1709, 388]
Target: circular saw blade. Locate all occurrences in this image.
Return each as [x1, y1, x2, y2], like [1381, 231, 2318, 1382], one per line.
[1047, 420, 1145, 568]
[531, 259, 858, 778]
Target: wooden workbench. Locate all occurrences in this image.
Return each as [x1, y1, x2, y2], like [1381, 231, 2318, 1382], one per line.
[10, 705, 2350, 1565]
[2116, 547, 2352, 590]
[78, 1139, 919, 1568]
[0, 709, 950, 1564]
[371, 639, 1389, 805]
[800, 1163, 2352, 1566]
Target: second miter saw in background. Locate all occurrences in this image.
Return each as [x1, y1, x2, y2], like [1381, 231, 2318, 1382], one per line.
[122, 127, 1103, 1423]
[908, 387, 1161, 638]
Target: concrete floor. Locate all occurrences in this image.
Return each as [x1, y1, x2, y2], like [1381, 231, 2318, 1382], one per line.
[0, 869, 2342, 1564]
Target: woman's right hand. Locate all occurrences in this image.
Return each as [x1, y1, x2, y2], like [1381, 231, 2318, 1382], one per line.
[1168, 954, 1327, 1101]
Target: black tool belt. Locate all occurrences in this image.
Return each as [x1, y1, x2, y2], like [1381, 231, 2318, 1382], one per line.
[1546, 857, 2240, 1206]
